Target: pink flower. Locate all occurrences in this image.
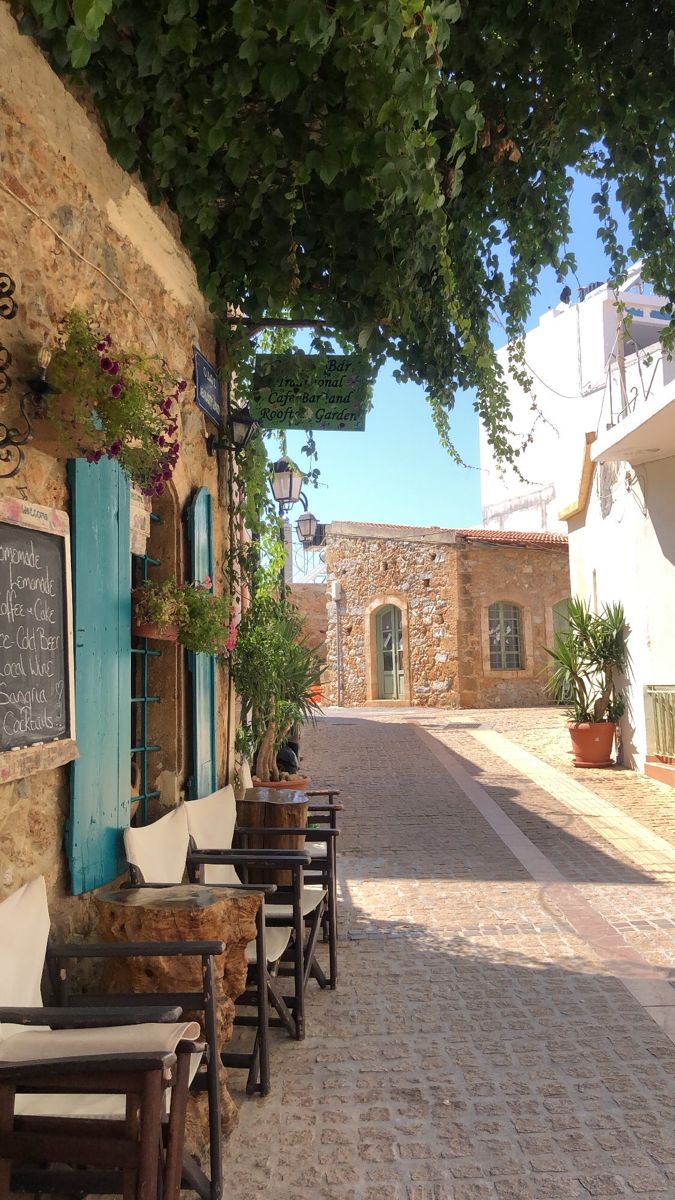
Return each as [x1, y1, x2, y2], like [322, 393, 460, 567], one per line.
[110, 382, 123, 398]
[202, 575, 212, 589]
[225, 623, 238, 653]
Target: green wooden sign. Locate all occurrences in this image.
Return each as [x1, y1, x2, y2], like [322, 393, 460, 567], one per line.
[251, 354, 368, 431]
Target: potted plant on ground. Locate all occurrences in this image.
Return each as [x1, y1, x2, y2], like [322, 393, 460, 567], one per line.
[545, 596, 627, 767]
[133, 577, 234, 655]
[230, 593, 323, 786]
[35, 309, 184, 495]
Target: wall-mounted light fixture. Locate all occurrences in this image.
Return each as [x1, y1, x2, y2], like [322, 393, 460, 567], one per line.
[0, 274, 57, 479]
[206, 403, 257, 456]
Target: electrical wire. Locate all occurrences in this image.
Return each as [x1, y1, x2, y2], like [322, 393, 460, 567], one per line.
[0, 177, 163, 352]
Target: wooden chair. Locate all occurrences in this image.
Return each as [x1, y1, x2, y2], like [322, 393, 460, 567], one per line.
[124, 797, 310, 1093]
[0, 876, 205, 1200]
[236, 761, 341, 989]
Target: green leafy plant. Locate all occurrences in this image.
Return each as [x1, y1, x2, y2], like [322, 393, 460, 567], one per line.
[45, 309, 183, 493]
[134, 576, 234, 655]
[18, 1, 675, 465]
[545, 598, 628, 724]
[230, 592, 323, 781]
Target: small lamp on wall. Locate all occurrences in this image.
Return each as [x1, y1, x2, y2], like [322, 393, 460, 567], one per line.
[269, 458, 303, 510]
[296, 504, 318, 547]
[206, 404, 257, 456]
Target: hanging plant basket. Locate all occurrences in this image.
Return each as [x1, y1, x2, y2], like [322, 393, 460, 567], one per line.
[133, 616, 179, 642]
[31, 394, 101, 460]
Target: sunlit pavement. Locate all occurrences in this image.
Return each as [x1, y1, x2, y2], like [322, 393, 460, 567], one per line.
[224, 708, 675, 1200]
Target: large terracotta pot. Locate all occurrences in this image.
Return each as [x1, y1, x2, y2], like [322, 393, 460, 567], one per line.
[568, 721, 616, 768]
[252, 776, 311, 791]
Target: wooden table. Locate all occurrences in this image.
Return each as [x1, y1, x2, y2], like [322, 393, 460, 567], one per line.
[237, 786, 309, 885]
[95, 883, 261, 1142]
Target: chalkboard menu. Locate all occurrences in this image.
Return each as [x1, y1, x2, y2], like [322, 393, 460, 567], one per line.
[0, 499, 77, 782]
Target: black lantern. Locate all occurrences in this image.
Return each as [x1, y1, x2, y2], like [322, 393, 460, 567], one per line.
[296, 507, 318, 546]
[206, 403, 257, 456]
[270, 458, 303, 509]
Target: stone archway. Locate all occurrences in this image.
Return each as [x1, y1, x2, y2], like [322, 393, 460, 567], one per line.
[364, 594, 411, 703]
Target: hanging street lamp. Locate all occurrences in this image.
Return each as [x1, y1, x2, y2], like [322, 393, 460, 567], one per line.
[269, 458, 303, 509]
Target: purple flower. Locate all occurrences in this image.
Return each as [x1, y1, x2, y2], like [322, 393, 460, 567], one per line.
[95, 340, 108, 352]
[177, 380, 187, 393]
[99, 356, 112, 372]
[110, 382, 123, 398]
[155, 482, 165, 496]
[167, 423, 178, 436]
[160, 399, 173, 416]
[108, 360, 120, 376]
[108, 439, 122, 457]
[162, 467, 173, 480]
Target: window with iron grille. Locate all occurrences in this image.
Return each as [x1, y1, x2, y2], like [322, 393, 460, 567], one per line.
[488, 602, 523, 670]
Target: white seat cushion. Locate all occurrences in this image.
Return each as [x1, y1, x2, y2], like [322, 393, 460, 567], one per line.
[1, 1020, 202, 1120]
[245, 925, 292, 966]
[269, 885, 326, 920]
[307, 841, 328, 859]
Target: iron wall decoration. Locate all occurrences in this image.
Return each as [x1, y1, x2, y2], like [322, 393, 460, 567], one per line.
[251, 353, 370, 431]
[0, 271, 34, 479]
[193, 346, 222, 428]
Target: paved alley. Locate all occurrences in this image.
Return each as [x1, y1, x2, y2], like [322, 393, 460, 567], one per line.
[224, 710, 675, 1200]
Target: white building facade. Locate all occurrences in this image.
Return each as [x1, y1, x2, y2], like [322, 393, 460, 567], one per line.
[481, 272, 675, 780]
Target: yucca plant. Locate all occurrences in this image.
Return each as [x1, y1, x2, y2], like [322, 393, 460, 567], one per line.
[545, 597, 627, 724]
[231, 593, 323, 782]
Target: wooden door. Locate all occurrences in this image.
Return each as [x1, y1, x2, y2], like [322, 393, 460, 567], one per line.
[376, 605, 404, 699]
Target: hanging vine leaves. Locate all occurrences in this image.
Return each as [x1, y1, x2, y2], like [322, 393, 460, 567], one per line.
[16, 0, 675, 463]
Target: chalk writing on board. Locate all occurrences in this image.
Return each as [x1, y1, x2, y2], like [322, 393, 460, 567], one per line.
[0, 522, 69, 750]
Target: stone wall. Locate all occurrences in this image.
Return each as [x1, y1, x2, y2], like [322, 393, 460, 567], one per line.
[291, 582, 329, 661]
[456, 539, 571, 707]
[322, 523, 570, 710]
[0, 8, 232, 933]
[323, 524, 461, 707]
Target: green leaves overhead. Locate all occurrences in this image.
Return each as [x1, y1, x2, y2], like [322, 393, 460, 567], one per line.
[19, 0, 675, 462]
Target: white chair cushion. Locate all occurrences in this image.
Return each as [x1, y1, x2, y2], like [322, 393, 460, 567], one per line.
[0, 1020, 202, 1120]
[245, 925, 291, 966]
[269, 885, 326, 920]
[307, 841, 328, 859]
[0, 876, 51, 1043]
[185, 787, 239, 886]
[124, 806, 189, 884]
[234, 759, 253, 799]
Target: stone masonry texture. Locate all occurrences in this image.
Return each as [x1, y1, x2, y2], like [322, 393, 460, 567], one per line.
[321, 525, 570, 710]
[223, 708, 675, 1200]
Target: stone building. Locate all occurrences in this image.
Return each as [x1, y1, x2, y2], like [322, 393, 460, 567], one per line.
[320, 522, 570, 708]
[0, 8, 235, 933]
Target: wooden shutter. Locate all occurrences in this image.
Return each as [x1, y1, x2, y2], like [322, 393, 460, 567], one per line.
[187, 487, 217, 798]
[67, 458, 131, 894]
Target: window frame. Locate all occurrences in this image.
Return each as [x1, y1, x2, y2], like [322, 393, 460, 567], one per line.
[488, 601, 524, 671]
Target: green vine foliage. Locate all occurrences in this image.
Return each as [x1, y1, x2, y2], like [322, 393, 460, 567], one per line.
[18, 1, 675, 463]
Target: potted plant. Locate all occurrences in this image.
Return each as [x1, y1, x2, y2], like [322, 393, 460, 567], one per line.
[35, 309, 184, 495]
[132, 578, 187, 642]
[133, 577, 234, 655]
[545, 597, 627, 767]
[230, 593, 323, 785]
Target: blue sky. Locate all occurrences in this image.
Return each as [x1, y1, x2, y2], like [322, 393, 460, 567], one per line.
[280, 174, 633, 541]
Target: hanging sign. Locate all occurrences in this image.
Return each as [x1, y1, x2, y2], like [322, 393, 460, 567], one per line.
[193, 347, 222, 428]
[251, 354, 369, 431]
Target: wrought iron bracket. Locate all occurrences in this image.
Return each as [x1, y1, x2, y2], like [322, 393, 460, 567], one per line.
[0, 271, 34, 478]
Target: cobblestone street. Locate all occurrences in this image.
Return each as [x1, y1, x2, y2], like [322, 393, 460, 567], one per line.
[224, 709, 675, 1200]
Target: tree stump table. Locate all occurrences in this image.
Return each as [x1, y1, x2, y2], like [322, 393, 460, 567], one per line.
[95, 883, 261, 1151]
[236, 786, 308, 886]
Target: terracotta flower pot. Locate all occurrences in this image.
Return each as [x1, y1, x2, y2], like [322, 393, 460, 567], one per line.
[133, 617, 179, 642]
[252, 776, 311, 791]
[568, 721, 616, 768]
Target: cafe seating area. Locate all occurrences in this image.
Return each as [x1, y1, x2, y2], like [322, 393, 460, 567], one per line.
[0, 778, 342, 1200]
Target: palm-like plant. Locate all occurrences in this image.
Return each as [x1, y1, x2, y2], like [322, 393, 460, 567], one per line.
[231, 594, 323, 782]
[545, 597, 627, 724]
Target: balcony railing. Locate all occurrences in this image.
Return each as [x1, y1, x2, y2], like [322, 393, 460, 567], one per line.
[645, 686, 675, 759]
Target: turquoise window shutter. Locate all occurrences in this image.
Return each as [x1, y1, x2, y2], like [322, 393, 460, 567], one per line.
[67, 458, 131, 895]
[187, 487, 217, 798]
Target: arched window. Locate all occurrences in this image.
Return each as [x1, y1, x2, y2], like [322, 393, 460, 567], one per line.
[488, 602, 523, 670]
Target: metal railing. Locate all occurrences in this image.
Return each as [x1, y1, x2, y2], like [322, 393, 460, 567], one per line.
[645, 686, 675, 758]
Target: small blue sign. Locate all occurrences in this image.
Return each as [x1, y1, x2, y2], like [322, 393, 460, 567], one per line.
[193, 347, 222, 428]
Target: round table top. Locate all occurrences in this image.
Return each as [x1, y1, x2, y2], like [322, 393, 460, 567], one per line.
[97, 884, 258, 910]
